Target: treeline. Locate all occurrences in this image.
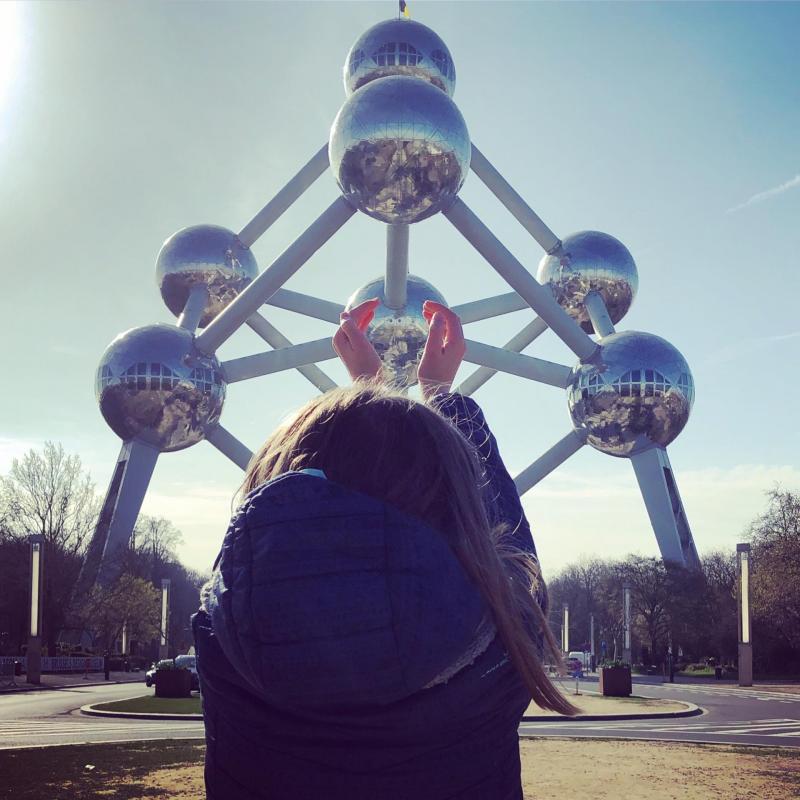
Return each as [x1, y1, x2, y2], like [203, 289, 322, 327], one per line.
[0, 443, 207, 659]
[545, 488, 800, 676]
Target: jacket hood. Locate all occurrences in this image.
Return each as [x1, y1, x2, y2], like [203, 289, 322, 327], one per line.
[204, 472, 492, 710]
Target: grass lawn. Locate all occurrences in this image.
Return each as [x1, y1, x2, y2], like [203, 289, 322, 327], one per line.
[91, 693, 202, 715]
[1, 739, 798, 799]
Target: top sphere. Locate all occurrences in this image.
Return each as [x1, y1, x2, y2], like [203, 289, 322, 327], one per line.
[537, 231, 638, 335]
[567, 330, 694, 458]
[344, 18, 456, 97]
[96, 324, 225, 452]
[156, 225, 258, 328]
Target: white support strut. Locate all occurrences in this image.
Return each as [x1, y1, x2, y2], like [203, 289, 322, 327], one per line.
[197, 196, 356, 355]
[266, 288, 343, 324]
[222, 337, 337, 383]
[584, 290, 615, 337]
[513, 429, 588, 495]
[238, 144, 330, 248]
[470, 144, 562, 254]
[443, 198, 598, 362]
[385, 224, 409, 309]
[451, 292, 528, 324]
[463, 339, 572, 388]
[456, 317, 549, 396]
[178, 285, 210, 332]
[205, 425, 254, 471]
[247, 313, 337, 393]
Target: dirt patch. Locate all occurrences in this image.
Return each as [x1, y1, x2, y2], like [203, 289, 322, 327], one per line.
[520, 738, 800, 799]
[1, 738, 797, 799]
[526, 690, 689, 717]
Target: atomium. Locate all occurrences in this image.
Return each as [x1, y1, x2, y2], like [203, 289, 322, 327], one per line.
[537, 231, 638, 334]
[96, 324, 225, 452]
[343, 17, 457, 97]
[346, 275, 447, 387]
[568, 331, 694, 458]
[156, 225, 258, 328]
[330, 75, 470, 224]
[83, 13, 701, 600]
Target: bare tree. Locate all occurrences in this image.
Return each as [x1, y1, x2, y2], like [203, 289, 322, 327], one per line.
[0, 443, 99, 654]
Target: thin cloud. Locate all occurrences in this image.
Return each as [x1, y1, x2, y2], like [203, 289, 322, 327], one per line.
[727, 173, 800, 214]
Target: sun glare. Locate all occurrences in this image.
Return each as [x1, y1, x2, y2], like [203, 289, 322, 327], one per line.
[0, 3, 24, 114]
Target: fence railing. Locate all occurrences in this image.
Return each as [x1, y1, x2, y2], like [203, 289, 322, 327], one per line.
[0, 656, 105, 673]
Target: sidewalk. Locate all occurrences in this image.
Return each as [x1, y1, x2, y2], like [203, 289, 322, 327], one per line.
[0, 671, 146, 694]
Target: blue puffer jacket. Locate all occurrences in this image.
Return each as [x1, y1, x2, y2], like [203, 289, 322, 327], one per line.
[194, 394, 543, 800]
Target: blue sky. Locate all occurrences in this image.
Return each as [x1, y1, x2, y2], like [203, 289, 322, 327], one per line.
[1, 1, 798, 578]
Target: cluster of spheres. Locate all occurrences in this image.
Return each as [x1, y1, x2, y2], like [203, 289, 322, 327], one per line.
[95, 16, 694, 462]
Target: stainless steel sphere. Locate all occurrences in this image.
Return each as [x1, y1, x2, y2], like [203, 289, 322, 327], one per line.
[96, 324, 225, 452]
[568, 331, 694, 458]
[537, 231, 638, 334]
[330, 76, 470, 224]
[345, 274, 447, 387]
[344, 18, 456, 97]
[156, 225, 258, 328]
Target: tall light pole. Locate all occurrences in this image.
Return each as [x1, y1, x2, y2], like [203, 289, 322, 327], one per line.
[562, 603, 569, 653]
[589, 612, 596, 670]
[737, 543, 753, 687]
[27, 535, 45, 685]
[622, 584, 632, 665]
[159, 579, 171, 661]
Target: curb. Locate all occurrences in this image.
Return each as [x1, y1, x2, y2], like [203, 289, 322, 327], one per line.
[1, 679, 146, 694]
[80, 700, 203, 721]
[522, 698, 703, 723]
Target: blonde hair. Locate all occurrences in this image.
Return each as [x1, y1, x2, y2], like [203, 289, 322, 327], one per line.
[241, 382, 576, 715]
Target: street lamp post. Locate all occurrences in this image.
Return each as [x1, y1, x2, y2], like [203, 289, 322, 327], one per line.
[589, 612, 596, 671]
[737, 543, 753, 687]
[27, 535, 45, 685]
[159, 579, 171, 661]
[622, 584, 632, 665]
[562, 603, 569, 653]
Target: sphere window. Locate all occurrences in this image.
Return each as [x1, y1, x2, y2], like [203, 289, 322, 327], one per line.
[349, 48, 365, 74]
[98, 365, 113, 392]
[431, 49, 455, 80]
[119, 362, 180, 391]
[190, 367, 217, 393]
[614, 369, 671, 398]
[371, 42, 422, 67]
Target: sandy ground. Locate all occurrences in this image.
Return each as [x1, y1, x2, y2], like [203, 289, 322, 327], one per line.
[103, 740, 799, 800]
[525, 689, 689, 717]
[520, 739, 800, 799]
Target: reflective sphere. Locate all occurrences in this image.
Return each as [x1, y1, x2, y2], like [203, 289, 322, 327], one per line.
[568, 331, 694, 458]
[330, 76, 470, 224]
[537, 231, 638, 334]
[96, 324, 225, 452]
[345, 274, 447, 387]
[156, 225, 258, 328]
[343, 18, 456, 97]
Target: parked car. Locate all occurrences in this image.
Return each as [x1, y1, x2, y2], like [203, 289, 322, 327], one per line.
[174, 654, 200, 691]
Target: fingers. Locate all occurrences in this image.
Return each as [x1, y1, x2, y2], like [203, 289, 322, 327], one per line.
[346, 298, 380, 332]
[422, 300, 464, 353]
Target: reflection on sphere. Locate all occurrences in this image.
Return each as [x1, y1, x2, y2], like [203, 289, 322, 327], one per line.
[330, 76, 470, 224]
[568, 331, 694, 458]
[343, 18, 456, 97]
[156, 225, 258, 328]
[537, 231, 638, 334]
[96, 324, 225, 452]
[346, 274, 447, 388]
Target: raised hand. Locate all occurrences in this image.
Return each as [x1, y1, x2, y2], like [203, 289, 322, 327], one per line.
[332, 298, 383, 382]
[418, 300, 466, 400]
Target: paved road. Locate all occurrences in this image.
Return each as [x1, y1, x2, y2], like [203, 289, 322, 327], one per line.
[521, 678, 800, 748]
[0, 683, 203, 750]
[2, 678, 799, 750]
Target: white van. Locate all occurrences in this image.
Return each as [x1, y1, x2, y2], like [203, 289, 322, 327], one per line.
[567, 651, 591, 670]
